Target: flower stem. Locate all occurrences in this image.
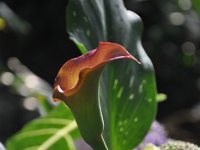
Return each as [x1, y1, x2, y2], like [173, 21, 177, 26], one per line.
[91, 135, 108, 150]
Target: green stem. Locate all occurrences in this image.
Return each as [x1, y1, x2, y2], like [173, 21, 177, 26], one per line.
[91, 135, 108, 150]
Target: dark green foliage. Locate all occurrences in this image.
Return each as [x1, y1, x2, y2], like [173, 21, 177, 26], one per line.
[67, 0, 157, 149]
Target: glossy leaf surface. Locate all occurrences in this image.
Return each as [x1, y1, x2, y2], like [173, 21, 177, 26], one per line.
[67, 0, 157, 149]
[6, 104, 79, 150]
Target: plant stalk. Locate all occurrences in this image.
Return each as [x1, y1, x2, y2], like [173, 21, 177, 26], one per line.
[91, 135, 108, 150]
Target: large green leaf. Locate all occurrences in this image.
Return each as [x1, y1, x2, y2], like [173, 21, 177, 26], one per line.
[67, 0, 157, 150]
[6, 104, 80, 150]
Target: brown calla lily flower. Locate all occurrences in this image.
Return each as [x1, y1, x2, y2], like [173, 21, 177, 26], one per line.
[53, 42, 139, 150]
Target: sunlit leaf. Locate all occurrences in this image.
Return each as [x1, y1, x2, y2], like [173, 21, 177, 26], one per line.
[67, 0, 157, 149]
[6, 104, 80, 150]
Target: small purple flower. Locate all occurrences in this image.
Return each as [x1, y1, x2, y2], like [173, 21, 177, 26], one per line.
[74, 138, 92, 150]
[74, 121, 168, 150]
[135, 121, 168, 150]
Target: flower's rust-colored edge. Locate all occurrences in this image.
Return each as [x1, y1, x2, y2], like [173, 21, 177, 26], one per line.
[53, 42, 140, 100]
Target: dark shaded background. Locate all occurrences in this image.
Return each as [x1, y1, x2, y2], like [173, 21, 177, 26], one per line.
[0, 0, 200, 145]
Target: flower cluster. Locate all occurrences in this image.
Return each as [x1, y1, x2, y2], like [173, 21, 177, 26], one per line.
[159, 140, 200, 150]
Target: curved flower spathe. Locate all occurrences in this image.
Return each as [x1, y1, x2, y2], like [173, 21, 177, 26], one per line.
[53, 42, 140, 150]
[53, 42, 140, 99]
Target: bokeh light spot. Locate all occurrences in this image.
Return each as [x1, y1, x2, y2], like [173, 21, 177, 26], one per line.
[0, 72, 15, 86]
[169, 12, 185, 25]
[25, 75, 40, 88]
[23, 97, 39, 111]
[178, 0, 192, 11]
[182, 41, 196, 56]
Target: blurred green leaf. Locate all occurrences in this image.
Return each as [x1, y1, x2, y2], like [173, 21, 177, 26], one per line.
[193, 0, 200, 15]
[0, 2, 31, 35]
[0, 57, 55, 115]
[6, 103, 80, 150]
[71, 37, 88, 54]
[67, 0, 157, 149]
[156, 93, 167, 102]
